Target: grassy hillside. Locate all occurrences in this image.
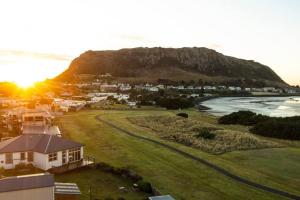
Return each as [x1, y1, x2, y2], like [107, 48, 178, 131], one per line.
[56, 109, 300, 200]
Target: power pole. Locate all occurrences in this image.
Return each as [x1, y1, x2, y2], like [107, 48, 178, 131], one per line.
[89, 186, 92, 200]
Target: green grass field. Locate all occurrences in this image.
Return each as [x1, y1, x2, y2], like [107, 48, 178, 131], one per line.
[56, 168, 149, 200]
[56, 108, 300, 200]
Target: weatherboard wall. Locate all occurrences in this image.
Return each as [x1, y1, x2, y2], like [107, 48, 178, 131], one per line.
[0, 186, 54, 200]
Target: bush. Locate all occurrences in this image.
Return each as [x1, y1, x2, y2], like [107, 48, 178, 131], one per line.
[0, 167, 4, 175]
[176, 113, 189, 118]
[218, 111, 269, 125]
[15, 163, 28, 170]
[251, 117, 300, 140]
[219, 111, 300, 140]
[137, 180, 153, 194]
[156, 97, 194, 109]
[195, 128, 215, 139]
[95, 162, 143, 181]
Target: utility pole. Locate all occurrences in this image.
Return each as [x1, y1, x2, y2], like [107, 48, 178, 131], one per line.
[89, 186, 92, 200]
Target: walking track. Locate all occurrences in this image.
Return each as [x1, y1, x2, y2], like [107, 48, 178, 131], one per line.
[95, 115, 300, 200]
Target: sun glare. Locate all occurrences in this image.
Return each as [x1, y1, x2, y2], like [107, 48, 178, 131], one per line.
[14, 79, 36, 89]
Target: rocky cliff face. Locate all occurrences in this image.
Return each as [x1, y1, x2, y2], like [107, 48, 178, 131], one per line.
[57, 47, 287, 87]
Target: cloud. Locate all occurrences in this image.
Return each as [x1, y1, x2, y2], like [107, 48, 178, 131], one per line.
[206, 43, 222, 49]
[0, 50, 70, 61]
[119, 34, 146, 41]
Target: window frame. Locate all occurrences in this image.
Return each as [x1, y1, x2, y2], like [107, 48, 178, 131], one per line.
[48, 152, 58, 162]
[27, 152, 34, 162]
[5, 153, 13, 164]
[20, 152, 25, 161]
[68, 148, 81, 163]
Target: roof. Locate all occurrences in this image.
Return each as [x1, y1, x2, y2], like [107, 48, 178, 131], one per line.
[0, 134, 83, 154]
[22, 125, 61, 136]
[0, 173, 54, 193]
[55, 182, 81, 195]
[149, 195, 176, 200]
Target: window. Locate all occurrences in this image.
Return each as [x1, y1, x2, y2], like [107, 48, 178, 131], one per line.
[68, 148, 81, 163]
[5, 153, 13, 164]
[24, 116, 34, 122]
[35, 116, 44, 121]
[27, 152, 33, 162]
[20, 152, 25, 160]
[62, 150, 67, 164]
[48, 152, 57, 162]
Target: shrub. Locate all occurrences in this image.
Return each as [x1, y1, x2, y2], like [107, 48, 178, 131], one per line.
[251, 117, 300, 140]
[15, 163, 27, 170]
[176, 113, 189, 118]
[0, 167, 4, 175]
[195, 128, 215, 139]
[137, 180, 153, 194]
[156, 97, 194, 109]
[219, 111, 300, 140]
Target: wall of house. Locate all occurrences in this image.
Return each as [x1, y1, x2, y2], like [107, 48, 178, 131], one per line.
[33, 152, 48, 170]
[0, 152, 30, 170]
[0, 147, 84, 170]
[45, 151, 63, 170]
[0, 186, 54, 200]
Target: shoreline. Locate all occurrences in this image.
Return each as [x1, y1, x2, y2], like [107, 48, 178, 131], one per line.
[198, 94, 300, 103]
[198, 95, 300, 117]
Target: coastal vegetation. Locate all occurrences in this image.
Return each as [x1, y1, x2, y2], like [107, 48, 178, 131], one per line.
[128, 115, 279, 154]
[219, 111, 300, 140]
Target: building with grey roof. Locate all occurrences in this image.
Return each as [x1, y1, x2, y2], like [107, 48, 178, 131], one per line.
[0, 173, 55, 200]
[0, 173, 82, 200]
[0, 134, 84, 171]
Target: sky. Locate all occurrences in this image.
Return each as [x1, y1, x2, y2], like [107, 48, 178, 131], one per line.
[0, 0, 299, 86]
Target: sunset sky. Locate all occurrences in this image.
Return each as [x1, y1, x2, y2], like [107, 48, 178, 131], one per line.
[0, 0, 299, 86]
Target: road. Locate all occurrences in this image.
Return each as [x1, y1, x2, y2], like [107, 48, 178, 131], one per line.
[95, 115, 300, 200]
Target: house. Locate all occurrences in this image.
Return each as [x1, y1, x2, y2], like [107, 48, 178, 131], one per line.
[156, 85, 165, 90]
[149, 87, 159, 92]
[0, 173, 81, 200]
[148, 195, 175, 200]
[119, 84, 132, 91]
[0, 134, 84, 171]
[4, 108, 53, 133]
[0, 173, 55, 200]
[100, 84, 119, 92]
[203, 86, 216, 91]
[263, 87, 276, 92]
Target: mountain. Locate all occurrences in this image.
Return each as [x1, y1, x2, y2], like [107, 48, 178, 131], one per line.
[56, 47, 287, 87]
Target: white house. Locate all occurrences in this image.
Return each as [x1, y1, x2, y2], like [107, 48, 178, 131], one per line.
[149, 87, 159, 92]
[0, 134, 84, 171]
[119, 84, 132, 91]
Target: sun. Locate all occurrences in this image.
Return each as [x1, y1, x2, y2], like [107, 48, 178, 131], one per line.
[14, 79, 36, 89]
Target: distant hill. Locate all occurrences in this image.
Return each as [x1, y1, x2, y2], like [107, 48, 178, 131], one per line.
[56, 47, 287, 87]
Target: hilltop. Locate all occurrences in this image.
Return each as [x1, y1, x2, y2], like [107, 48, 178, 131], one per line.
[56, 47, 287, 87]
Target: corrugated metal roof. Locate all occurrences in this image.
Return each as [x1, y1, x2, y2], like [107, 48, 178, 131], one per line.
[149, 195, 176, 200]
[0, 134, 83, 154]
[22, 125, 61, 136]
[0, 173, 54, 193]
[55, 182, 81, 195]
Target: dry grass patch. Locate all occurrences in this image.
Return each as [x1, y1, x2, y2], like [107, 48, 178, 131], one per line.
[128, 116, 280, 154]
